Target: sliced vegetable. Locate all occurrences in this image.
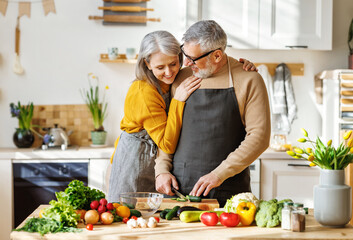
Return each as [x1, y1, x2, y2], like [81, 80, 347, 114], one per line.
[186, 195, 202, 202]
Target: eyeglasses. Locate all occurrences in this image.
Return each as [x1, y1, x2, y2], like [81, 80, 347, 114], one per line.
[180, 44, 219, 65]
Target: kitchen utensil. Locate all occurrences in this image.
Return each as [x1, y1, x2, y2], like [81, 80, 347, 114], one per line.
[88, 15, 160, 23]
[119, 192, 163, 218]
[13, 17, 24, 75]
[98, 6, 153, 12]
[103, 0, 150, 2]
[43, 124, 73, 147]
[159, 198, 219, 211]
[172, 187, 186, 199]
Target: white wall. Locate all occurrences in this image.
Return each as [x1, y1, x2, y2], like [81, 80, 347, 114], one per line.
[0, 0, 352, 147]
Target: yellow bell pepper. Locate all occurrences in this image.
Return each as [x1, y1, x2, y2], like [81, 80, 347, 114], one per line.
[236, 202, 256, 226]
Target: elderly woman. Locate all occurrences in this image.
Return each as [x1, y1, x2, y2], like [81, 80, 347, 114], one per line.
[107, 30, 256, 202]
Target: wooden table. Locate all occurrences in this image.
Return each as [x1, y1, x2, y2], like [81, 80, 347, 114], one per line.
[10, 206, 353, 240]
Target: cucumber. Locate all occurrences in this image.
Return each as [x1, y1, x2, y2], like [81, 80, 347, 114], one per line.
[160, 208, 172, 219]
[165, 206, 180, 220]
[186, 195, 202, 202]
[122, 202, 135, 209]
[179, 211, 224, 223]
[129, 209, 142, 217]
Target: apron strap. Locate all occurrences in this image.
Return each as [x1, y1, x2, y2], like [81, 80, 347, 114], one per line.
[227, 57, 234, 88]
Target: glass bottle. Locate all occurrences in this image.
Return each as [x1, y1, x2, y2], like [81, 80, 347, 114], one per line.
[291, 203, 306, 232]
[281, 202, 293, 230]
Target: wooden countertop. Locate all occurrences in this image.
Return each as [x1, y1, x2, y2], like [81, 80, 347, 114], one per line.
[10, 206, 353, 240]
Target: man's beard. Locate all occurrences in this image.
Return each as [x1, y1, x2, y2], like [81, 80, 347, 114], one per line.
[192, 58, 216, 78]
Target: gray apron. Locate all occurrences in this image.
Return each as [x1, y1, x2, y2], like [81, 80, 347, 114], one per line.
[108, 84, 170, 202]
[172, 58, 251, 207]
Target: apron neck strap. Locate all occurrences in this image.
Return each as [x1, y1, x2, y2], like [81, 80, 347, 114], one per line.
[227, 57, 234, 88]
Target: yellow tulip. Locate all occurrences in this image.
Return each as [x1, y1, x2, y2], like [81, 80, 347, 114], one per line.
[301, 128, 308, 137]
[294, 148, 304, 154]
[306, 148, 312, 153]
[327, 140, 332, 146]
[294, 154, 303, 158]
[105, 85, 110, 90]
[309, 162, 316, 167]
[286, 151, 296, 156]
[350, 147, 353, 154]
[348, 139, 353, 148]
[308, 155, 315, 162]
[343, 130, 352, 140]
[297, 138, 307, 143]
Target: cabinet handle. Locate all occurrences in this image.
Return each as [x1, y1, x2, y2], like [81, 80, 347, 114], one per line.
[285, 45, 308, 49]
[226, 44, 232, 48]
[287, 163, 310, 167]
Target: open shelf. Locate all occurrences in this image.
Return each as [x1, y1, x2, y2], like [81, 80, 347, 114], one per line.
[100, 53, 137, 63]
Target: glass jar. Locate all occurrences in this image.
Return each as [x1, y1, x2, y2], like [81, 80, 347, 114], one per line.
[281, 202, 293, 230]
[291, 203, 306, 232]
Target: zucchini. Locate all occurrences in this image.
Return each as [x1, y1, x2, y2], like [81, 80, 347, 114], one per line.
[160, 208, 172, 219]
[129, 209, 142, 217]
[177, 206, 202, 217]
[165, 206, 180, 220]
[179, 211, 224, 223]
[186, 195, 202, 202]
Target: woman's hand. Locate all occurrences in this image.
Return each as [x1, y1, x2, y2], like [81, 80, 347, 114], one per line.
[239, 58, 258, 72]
[174, 76, 202, 102]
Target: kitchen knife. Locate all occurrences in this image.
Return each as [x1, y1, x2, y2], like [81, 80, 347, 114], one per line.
[172, 187, 186, 199]
[98, 6, 154, 12]
[88, 15, 160, 23]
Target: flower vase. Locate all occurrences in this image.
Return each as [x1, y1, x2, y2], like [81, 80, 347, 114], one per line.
[13, 129, 35, 148]
[314, 169, 352, 227]
[91, 131, 107, 146]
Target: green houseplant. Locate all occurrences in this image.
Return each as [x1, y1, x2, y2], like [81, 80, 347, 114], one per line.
[349, 18, 353, 69]
[287, 128, 352, 227]
[10, 101, 35, 148]
[81, 73, 108, 145]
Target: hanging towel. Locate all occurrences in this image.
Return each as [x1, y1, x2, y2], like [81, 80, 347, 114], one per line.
[257, 64, 274, 113]
[273, 63, 297, 125]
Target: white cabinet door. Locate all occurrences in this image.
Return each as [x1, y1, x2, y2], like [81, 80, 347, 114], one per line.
[259, 0, 333, 50]
[260, 159, 320, 208]
[89, 159, 110, 194]
[187, 0, 259, 49]
[0, 160, 12, 240]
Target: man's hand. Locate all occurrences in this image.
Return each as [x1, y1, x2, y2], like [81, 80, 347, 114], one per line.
[189, 172, 222, 197]
[155, 173, 179, 196]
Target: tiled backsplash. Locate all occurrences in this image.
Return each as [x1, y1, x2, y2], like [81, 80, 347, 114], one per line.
[32, 104, 94, 147]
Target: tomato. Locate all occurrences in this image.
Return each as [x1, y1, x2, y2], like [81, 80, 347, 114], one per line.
[90, 200, 99, 210]
[154, 217, 160, 223]
[86, 224, 93, 231]
[130, 216, 138, 220]
[123, 217, 129, 223]
[200, 212, 219, 226]
[116, 206, 131, 218]
[219, 212, 240, 227]
[99, 198, 108, 206]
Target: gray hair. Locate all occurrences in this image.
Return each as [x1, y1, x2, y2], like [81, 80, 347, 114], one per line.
[182, 20, 227, 52]
[135, 31, 183, 88]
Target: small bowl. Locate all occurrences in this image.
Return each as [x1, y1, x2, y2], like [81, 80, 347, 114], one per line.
[120, 192, 163, 218]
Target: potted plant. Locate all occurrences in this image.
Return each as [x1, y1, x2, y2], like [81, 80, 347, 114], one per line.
[10, 101, 36, 148]
[81, 73, 108, 146]
[287, 129, 353, 227]
[349, 18, 353, 69]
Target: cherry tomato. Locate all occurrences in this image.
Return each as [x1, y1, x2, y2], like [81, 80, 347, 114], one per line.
[86, 223, 93, 231]
[154, 217, 160, 223]
[200, 212, 219, 226]
[219, 212, 240, 227]
[123, 217, 129, 223]
[130, 216, 138, 220]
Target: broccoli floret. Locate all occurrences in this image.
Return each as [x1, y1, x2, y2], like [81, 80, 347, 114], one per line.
[255, 199, 293, 228]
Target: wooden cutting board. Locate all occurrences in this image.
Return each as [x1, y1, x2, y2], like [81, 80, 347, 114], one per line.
[159, 199, 219, 211]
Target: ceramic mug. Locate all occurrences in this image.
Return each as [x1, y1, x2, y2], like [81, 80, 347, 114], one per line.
[108, 47, 118, 60]
[126, 48, 136, 60]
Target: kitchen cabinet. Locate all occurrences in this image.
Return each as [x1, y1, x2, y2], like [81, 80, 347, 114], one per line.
[88, 159, 111, 194]
[0, 160, 12, 240]
[260, 158, 320, 208]
[187, 0, 332, 50]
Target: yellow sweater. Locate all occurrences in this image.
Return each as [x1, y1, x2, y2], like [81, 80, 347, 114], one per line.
[111, 80, 185, 162]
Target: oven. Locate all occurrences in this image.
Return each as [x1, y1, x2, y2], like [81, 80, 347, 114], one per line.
[12, 159, 88, 227]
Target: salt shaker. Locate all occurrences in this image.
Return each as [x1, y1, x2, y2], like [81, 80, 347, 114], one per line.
[291, 203, 306, 232]
[281, 202, 293, 230]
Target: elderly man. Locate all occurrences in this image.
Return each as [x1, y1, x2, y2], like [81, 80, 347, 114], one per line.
[155, 20, 271, 206]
